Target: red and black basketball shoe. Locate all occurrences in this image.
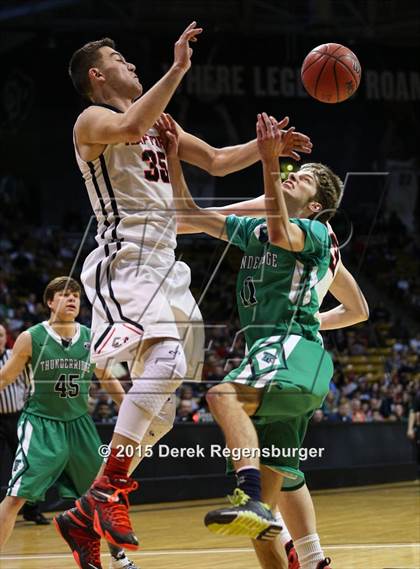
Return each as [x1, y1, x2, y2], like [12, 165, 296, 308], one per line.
[316, 558, 332, 568]
[76, 475, 139, 550]
[54, 506, 102, 569]
[285, 539, 300, 569]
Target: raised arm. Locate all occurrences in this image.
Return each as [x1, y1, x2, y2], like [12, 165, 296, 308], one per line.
[257, 113, 306, 251]
[177, 195, 267, 234]
[177, 116, 312, 176]
[213, 195, 266, 216]
[75, 22, 202, 149]
[177, 114, 306, 233]
[158, 114, 228, 240]
[0, 332, 32, 391]
[319, 264, 369, 330]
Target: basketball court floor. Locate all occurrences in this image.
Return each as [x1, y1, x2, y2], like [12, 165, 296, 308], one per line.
[1, 482, 419, 568]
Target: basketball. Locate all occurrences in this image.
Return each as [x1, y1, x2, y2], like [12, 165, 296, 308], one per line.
[301, 43, 362, 103]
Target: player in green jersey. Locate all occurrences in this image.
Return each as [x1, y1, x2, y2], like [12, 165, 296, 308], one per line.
[159, 111, 355, 569]
[0, 277, 138, 569]
[206, 170, 368, 569]
[198, 173, 368, 569]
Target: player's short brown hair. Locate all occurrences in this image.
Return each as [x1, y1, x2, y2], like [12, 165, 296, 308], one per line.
[69, 37, 115, 99]
[43, 277, 81, 306]
[301, 163, 344, 223]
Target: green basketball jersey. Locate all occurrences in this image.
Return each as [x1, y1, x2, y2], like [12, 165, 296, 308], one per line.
[24, 322, 95, 421]
[225, 215, 331, 348]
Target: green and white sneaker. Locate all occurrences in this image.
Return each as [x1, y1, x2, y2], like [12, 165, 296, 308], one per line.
[204, 489, 282, 540]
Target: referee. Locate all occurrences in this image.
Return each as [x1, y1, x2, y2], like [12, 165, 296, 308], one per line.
[0, 323, 49, 525]
[407, 390, 420, 475]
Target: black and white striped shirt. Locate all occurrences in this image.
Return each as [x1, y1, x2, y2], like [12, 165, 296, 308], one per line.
[0, 349, 28, 414]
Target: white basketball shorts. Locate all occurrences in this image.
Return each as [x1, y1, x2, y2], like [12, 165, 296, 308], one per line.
[81, 241, 204, 381]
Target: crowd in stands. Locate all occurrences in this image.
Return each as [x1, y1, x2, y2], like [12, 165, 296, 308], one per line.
[350, 211, 420, 317]
[0, 190, 419, 428]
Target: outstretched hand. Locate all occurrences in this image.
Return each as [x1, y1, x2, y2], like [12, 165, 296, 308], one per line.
[270, 115, 312, 161]
[173, 21, 203, 72]
[257, 112, 294, 162]
[155, 113, 179, 157]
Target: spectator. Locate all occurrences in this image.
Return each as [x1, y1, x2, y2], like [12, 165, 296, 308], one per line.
[322, 392, 337, 416]
[93, 403, 117, 424]
[177, 385, 199, 412]
[311, 409, 325, 424]
[393, 403, 407, 422]
[193, 399, 214, 423]
[342, 376, 359, 398]
[409, 333, 420, 353]
[95, 389, 115, 410]
[328, 402, 353, 423]
[351, 399, 366, 422]
[372, 410, 385, 422]
[88, 396, 97, 416]
[176, 400, 194, 422]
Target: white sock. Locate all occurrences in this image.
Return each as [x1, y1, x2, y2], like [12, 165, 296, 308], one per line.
[274, 511, 292, 546]
[236, 465, 257, 473]
[294, 533, 324, 569]
[108, 543, 125, 559]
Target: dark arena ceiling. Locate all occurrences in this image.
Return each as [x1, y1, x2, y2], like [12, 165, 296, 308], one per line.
[0, 0, 419, 49]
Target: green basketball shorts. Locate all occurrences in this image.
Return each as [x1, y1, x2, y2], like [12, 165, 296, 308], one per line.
[223, 334, 333, 489]
[7, 412, 103, 502]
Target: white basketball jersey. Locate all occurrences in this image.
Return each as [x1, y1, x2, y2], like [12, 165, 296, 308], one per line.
[74, 105, 176, 249]
[315, 222, 341, 305]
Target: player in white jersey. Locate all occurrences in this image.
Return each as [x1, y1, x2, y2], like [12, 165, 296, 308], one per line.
[58, 23, 314, 563]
